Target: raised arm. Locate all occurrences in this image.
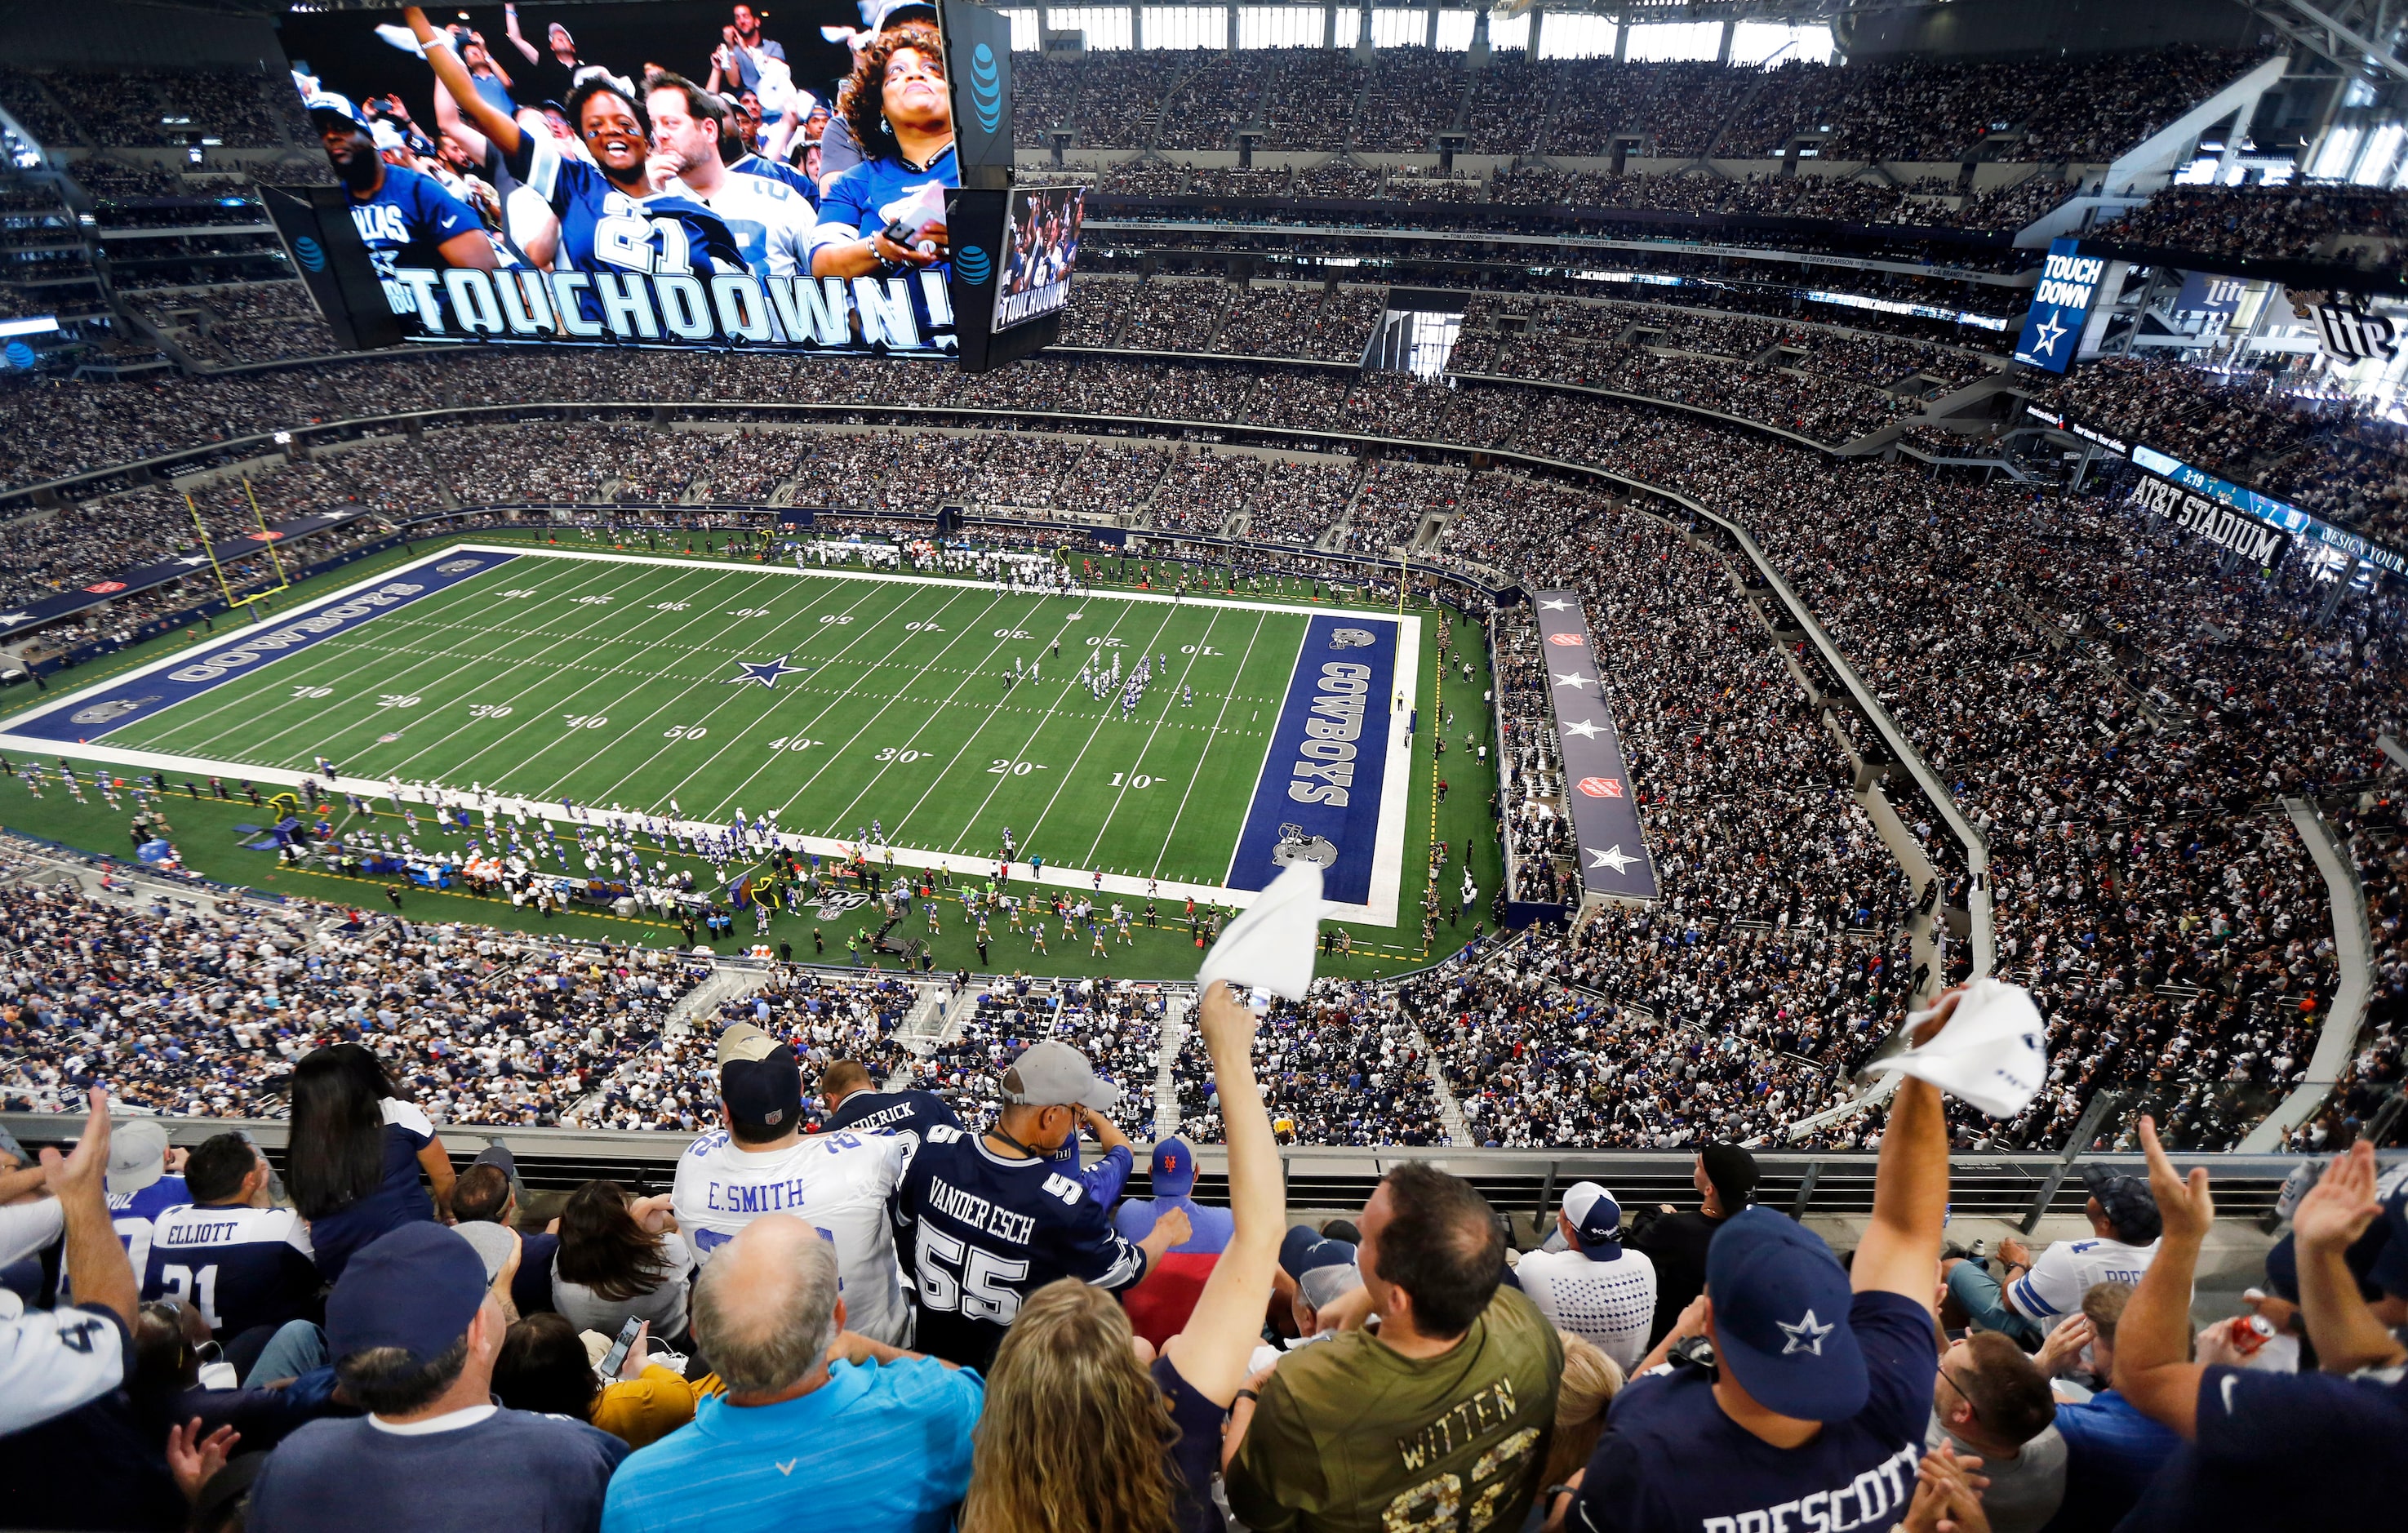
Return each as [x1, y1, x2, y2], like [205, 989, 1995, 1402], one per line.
[1164, 980, 1281, 1406]
[2290, 1141, 2408, 1376]
[403, 7, 523, 159]
[2113, 1115, 2211, 1437]
[46, 1087, 137, 1331]
[1850, 988, 1959, 1309]
[502, 2, 540, 66]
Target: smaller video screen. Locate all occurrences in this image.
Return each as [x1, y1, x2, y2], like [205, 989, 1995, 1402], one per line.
[991, 184, 1082, 333]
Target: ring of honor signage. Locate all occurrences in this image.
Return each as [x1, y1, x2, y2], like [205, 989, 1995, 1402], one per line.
[2015, 238, 2104, 374]
[1527, 592, 1659, 904]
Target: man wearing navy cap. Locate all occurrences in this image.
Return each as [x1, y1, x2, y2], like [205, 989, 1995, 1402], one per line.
[247, 1223, 625, 1532]
[1953, 1162, 2163, 1347]
[1553, 992, 1962, 1533]
[304, 89, 496, 317]
[1512, 1182, 1658, 1373]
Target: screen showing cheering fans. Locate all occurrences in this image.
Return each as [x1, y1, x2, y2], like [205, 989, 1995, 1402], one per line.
[991, 185, 1083, 334]
[279, 1, 966, 354]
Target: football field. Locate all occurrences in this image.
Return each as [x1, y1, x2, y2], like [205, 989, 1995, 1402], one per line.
[0, 544, 1423, 923]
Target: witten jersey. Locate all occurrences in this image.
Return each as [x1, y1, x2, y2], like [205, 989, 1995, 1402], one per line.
[140, 1203, 318, 1339]
[894, 1125, 1148, 1370]
[514, 131, 745, 282]
[671, 1128, 910, 1345]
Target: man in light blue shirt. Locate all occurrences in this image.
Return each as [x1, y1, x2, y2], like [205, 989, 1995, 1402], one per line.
[601, 1215, 980, 1533]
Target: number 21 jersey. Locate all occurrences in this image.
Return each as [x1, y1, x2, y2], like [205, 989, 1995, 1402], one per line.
[893, 1125, 1148, 1371]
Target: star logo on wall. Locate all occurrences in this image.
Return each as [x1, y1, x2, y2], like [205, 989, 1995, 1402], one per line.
[1588, 845, 1636, 873]
[2028, 311, 2068, 358]
[1562, 719, 1604, 740]
[726, 655, 802, 687]
[1538, 598, 1573, 611]
[1553, 672, 1593, 691]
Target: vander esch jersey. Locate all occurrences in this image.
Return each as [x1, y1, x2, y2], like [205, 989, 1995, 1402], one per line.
[894, 1125, 1148, 1371]
[671, 1129, 910, 1345]
[140, 1203, 318, 1339]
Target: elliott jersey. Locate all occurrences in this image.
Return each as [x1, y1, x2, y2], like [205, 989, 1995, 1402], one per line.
[670, 1127, 911, 1345]
[892, 1124, 1148, 1371]
[509, 131, 744, 323]
[140, 1203, 318, 1339]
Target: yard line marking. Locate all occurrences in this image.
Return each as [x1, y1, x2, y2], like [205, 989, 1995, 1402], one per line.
[1008, 602, 1188, 859]
[867, 594, 1100, 853]
[1077, 606, 1237, 869]
[133, 558, 620, 755]
[712, 584, 1024, 831]
[532, 574, 897, 804]
[593, 581, 1002, 814]
[378, 565, 773, 784]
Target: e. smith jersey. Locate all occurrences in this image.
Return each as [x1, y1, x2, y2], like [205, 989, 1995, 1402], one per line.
[893, 1124, 1148, 1371]
[671, 1127, 910, 1345]
[140, 1203, 318, 1339]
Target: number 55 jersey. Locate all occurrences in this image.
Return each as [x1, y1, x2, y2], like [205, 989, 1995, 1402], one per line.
[892, 1123, 1149, 1371]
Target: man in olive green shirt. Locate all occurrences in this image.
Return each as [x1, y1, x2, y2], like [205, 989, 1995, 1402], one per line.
[1225, 1163, 1562, 1533]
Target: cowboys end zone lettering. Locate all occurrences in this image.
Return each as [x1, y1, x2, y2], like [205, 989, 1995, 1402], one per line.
[390, 267, 956, 353]
[2013, 238, 2103, 375]
[1227, 615, 1399, 907]
[7, 553, 519, 744]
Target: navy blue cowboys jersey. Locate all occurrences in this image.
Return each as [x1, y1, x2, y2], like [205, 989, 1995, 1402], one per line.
[824, 1087, 960, 1144]
[140, 1202, 318, 1339]
[893, 1123, 1148, 1370]
[505, 132, 744, 321]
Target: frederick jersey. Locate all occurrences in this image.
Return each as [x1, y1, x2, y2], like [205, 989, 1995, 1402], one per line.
[893, 1124, 1148, 1371]
[510, 131, 744, 299]
[140, 1204, 317, 1339]
[346, 162, 482, 313]
[671, 1128, 910, 1344]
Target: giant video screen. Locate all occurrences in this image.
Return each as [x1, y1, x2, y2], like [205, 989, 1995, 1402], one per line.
[991, 184, 1082, 333]
[280, 2, 964, 353]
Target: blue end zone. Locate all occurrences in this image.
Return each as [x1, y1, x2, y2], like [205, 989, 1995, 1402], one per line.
[1228, 614, 1398, 906]
[9, 552, 518, 744]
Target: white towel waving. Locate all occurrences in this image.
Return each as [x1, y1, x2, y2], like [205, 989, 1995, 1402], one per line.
[1197, 860, 1324, 1002]
[1863, 976, 2047, 1118]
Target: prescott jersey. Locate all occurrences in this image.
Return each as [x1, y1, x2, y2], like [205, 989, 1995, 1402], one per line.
[140, 1203, 318, 1340]
[893, 1123, 1148, 1371]
[509, 131, 744, 313]
[670, 1127, 911, 1345]
[346, 162, 482, 313]
[2008, 1234, 2160, 1331]
[108, 1175, 189, 1279]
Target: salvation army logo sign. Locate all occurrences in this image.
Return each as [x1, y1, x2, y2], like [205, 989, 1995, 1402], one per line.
[1547, 633, 1584, 647]
[1575, 776, 1624, 798]
[82, 581, 127, 594]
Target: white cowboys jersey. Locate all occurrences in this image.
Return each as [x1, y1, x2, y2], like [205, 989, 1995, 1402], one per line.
[671, 1128, 911, 1345]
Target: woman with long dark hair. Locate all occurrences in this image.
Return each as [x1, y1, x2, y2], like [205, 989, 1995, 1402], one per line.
[493, 1312, 699, 1451]
[285, 1042, 454, 1281]
[549, 1180, 693, 1343]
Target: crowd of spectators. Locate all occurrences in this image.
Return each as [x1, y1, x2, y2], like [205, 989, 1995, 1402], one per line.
[1171, 980, 1449, 1144]
[2102, 183, 2408, 277]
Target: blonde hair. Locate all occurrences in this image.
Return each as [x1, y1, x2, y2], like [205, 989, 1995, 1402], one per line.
[962, 1279, 1179, 1533]
[1541, 1331, 1624, 1488]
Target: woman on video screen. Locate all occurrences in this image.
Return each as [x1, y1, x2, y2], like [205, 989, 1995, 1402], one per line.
[806, 21, 955, 279]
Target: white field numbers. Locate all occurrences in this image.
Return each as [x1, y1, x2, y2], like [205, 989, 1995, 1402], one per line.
[988, 759, 1048, 775]
[663, 724, 709, 740]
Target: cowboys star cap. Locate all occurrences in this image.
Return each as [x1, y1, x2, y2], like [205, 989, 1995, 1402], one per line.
[1000, 1039, 1120, 1112]
[1561, 1181, 1625, 1259]
[302, 91, 372, 131]
[1705, 1206, 1865, 1421]
[2079, 1164, 2163, 1245]
[107, 1118, 170, 1196]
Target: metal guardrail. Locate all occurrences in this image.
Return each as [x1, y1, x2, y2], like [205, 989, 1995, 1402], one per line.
[0, 1112, 2322, 1222]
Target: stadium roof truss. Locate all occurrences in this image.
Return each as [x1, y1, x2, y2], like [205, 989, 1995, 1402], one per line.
[2240, 0, 2408, 82]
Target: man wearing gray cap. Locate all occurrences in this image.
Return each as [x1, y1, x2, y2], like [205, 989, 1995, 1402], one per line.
[890, 1039, 1191, 1369]
[104, 1117, 189, 1280]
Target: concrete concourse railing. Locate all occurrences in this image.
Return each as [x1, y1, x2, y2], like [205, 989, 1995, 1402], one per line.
[2239, 799, 2376, 1151]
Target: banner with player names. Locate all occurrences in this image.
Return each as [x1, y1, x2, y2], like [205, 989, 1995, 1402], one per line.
[1530, 591, 1659, 903]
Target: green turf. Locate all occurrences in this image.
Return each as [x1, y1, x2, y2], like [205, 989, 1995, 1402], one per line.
[0, 529, 1508, 980]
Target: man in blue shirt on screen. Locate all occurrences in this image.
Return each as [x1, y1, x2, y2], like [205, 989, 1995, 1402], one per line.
[306, 90, 495, 321]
